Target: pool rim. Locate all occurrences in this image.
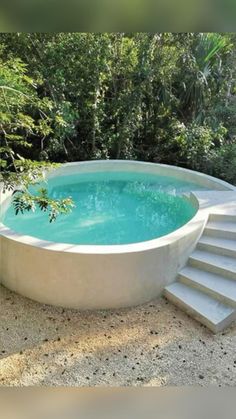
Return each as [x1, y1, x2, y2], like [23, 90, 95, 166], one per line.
[0, 160, 235, 255]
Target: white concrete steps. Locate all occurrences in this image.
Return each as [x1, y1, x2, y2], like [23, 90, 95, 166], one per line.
[197, 235, 236, 258]
[164, 213, 236, 332]
[205, 221, 236, 240]
[164, 282, 235, 333]
[189, 250, 236, 280]
[179, 266, 236, 307]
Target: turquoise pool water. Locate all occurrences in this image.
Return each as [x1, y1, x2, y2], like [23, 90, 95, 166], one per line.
[2, 171, 204, 245]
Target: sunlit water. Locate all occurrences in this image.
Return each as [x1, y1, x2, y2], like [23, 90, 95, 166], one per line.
[2, 171, 206, 245]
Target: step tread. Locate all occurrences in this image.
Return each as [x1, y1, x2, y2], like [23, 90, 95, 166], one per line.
[189, 250, 236, 273]
[165, 282, 234, 326]
[206, 221, 236, 233]
[179, 266, 236, 303]
[198, 236, 236, 252]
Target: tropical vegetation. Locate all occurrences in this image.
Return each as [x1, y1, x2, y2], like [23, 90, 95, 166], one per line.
[0, 33, 235, 219]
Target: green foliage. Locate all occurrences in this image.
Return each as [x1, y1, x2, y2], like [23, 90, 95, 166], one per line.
[0, 31, 236, 207]
[13, 188, 74, 223]
[0, 50, 73, 220]
[203, 143, 236, 185]
[174, 123, 227, 170]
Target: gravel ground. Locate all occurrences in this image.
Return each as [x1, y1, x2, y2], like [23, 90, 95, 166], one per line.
[0, 284, 236, 386]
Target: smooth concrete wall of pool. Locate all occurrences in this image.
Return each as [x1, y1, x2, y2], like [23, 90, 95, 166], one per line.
[0, 160, 235, 310]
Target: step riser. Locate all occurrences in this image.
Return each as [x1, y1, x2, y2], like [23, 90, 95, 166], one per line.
[164, 289, 229, 333]
[188, 258, 236, 281]
[197, 241, 236, 258]
[165, 211, 236, 332]
[204, 228, 236, 240]
[178, 275, 236, 308]
[209, 214, 236, 223]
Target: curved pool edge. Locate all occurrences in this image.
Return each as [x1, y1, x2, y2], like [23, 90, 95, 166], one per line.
[0, 192, 200, 255]
[0, 161, 236, 310]
[49, 160, 236, 192]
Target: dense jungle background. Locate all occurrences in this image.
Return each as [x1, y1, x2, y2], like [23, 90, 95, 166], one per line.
[1, 33, 236, 217]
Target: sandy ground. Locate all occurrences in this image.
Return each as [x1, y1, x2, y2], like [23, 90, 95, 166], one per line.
[0, 284, 236, 386]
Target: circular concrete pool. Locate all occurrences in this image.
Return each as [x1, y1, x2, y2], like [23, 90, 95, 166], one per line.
[0, 160, 235, 309]
[3, 171, 199, 245]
